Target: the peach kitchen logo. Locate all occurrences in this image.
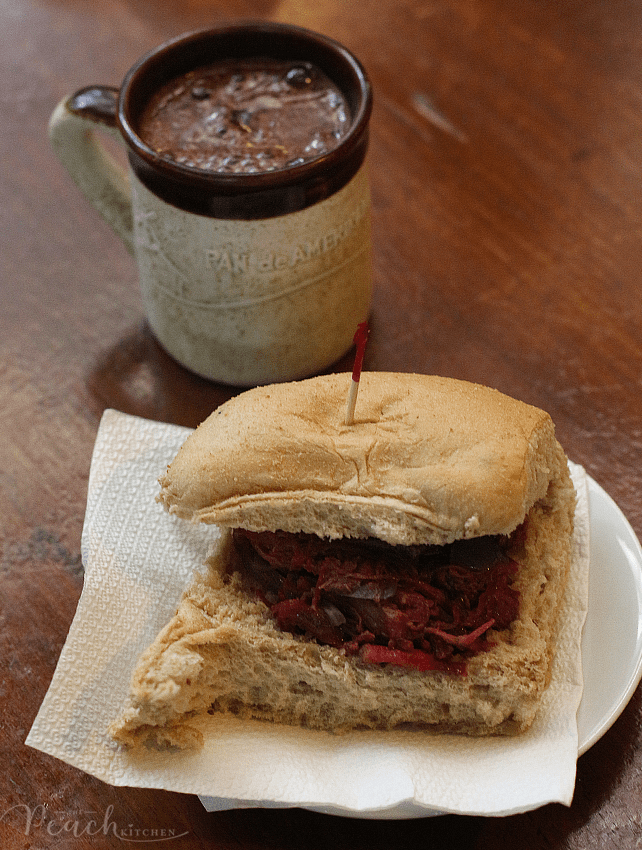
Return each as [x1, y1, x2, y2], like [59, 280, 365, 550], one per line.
[0, 803, 190, 842]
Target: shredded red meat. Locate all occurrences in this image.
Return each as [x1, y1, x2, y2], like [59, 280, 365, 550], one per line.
[230, 528, 521, 675]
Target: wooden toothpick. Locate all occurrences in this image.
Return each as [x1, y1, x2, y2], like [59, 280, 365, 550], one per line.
[345, 321, 370, 425]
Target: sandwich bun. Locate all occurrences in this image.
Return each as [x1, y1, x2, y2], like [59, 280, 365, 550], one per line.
[158, 372, 562, 545]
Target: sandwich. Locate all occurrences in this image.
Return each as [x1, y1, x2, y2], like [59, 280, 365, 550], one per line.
[109, 372, 576, 749]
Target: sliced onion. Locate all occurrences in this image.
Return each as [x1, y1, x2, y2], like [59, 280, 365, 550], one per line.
[321, 602, 347, 626]
[345, 581, 397, 600]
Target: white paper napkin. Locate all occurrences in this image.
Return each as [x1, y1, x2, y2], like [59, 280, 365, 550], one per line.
[26, 408, 590, 818]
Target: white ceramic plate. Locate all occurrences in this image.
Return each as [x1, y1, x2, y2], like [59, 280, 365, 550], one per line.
[576, 474, 642, 754]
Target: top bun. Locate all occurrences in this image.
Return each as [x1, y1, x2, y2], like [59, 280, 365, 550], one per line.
[158, 372, 565, 545]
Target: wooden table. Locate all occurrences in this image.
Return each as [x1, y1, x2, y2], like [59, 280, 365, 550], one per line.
[2, 0, 642, 846]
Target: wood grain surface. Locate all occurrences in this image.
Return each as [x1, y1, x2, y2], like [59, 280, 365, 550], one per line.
[2, 0, 642, 847]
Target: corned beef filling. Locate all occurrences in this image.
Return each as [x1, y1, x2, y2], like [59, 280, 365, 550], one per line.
[230, 527, 522, 674]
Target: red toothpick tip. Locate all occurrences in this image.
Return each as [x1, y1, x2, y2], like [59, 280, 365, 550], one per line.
[345, 321, 370, 425]
[351, 321, 370, 383]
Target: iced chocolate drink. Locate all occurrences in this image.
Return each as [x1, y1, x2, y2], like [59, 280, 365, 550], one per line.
[138, 59, 350, 174]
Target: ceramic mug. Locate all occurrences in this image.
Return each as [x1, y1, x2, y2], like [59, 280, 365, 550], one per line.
[49, 23, 373, 386]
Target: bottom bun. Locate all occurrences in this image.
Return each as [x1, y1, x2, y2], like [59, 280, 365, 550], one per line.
[110, 460, 575, 749]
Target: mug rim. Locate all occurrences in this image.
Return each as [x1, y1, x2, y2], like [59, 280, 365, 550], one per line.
[117, 22, 372, 198]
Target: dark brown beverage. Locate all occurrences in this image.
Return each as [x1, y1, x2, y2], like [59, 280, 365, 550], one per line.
[138, 58, 351, 173]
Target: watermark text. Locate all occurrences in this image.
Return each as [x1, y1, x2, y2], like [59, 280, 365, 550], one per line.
[0, 803, 189, 842]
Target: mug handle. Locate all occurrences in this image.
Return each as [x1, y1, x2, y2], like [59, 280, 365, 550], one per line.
[49, 86, 134, 255]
